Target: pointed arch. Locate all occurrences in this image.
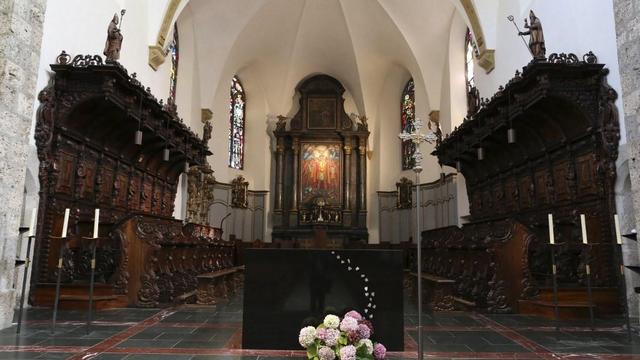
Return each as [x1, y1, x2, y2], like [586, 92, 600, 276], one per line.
[401, 78, 416, 170]
[168, 23, 179, 103]
[229, 75, 246, 169]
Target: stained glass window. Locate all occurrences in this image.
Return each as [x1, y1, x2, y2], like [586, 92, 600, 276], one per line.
[401, 78, 416, 170]
[229, 76, 245, 169]
[168, 23, 179, 104]
[465, 28, 477, 89]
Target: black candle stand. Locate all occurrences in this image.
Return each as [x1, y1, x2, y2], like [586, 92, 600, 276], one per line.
[81, 236, 104, 334]
[50, 235, 70, 334]
[579, 242, 598, 330]
[548, 242, 565, 331]
[16, 227, 33, 334]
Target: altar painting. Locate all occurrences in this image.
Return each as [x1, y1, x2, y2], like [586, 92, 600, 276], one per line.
[300, 143, 341, 205]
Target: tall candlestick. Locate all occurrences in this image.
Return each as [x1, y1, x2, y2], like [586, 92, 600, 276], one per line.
[548, 213, 555, 244]
[61, 208, 70, 238]
[27, 208, 37, 237]
[580, 214, 588, 244]
[93, 209, 100, 238]
[614, 214, 622, 245]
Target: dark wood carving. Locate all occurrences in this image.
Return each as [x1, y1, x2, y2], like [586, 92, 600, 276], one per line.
[272, 75, 369, 245]
[427, 53, 620, 313]
[231, 175, 249, 208]
[32, 52, 216, 308]
[396, 177, 413, 209]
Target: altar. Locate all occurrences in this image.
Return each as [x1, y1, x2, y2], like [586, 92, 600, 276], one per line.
[271, 75, 370, 246]
[242, 249, 404, 350]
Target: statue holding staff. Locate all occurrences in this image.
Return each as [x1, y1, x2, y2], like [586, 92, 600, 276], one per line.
[518, 10, 546, 60]
[104, 10, 126, 62]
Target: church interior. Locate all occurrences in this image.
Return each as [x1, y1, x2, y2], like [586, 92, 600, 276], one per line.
[1, 0, 640, 359]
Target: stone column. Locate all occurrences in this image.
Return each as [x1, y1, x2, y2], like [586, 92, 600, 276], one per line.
[274, 138, 284, 211]
[342, 142, 352, 226]
[291, 138, 299, 211]
[358, 143, 367, 226]
[614, 0, 640, 317]
[343, 143, 351, 209]
[0, 0, 46, 329]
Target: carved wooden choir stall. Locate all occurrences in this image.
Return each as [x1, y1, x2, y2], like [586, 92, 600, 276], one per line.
[272, 75, 369, 247]
[32, 52, 238, 309]
[419, 52, 621, 317]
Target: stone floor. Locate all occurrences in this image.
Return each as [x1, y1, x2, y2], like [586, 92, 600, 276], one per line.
[0, 293, 638, 359]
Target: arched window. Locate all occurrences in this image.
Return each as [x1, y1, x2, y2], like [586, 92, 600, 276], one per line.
[465, 28, 476, 89]
[229, 76, 246, 169]
[168, 23, 179, 104]
[401, 78, 416, 170]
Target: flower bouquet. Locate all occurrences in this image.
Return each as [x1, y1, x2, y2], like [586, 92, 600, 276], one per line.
[298, 310, 387, 360]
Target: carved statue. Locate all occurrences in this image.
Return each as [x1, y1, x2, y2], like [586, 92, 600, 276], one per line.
[519, 10, 545, 60]
[396, 177, 413, 209]
[276, 115, 287, 131]
[202, 119, 212, 145]
[231, 175, 249, 208]
[358, 115, 368, 131]
[103, 12, 125, 62]
[467, 84, 480, 116]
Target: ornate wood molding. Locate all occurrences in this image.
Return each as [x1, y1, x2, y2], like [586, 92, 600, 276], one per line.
[32, 52, 211, 306]
[431, 53, 620, 300]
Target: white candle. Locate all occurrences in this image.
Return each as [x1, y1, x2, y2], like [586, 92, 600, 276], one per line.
[27, 208, 37, 237]
[580, 214, 588, 244]
[548, 213, 555, 244]
[61, 208, 70, 238]
[614, 214, 622, 245]
[93, 209, 100, 238]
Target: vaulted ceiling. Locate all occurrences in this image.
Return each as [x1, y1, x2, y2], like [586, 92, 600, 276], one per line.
[180, 0, 460, 120]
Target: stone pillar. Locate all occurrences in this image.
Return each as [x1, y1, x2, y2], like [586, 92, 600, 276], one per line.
[613, 0, 640, 317]
[358, 143, 367, 226]
[342, 142, 352, 226]
[0, 0, 46, 329]
[274, 138, 284, 211]
[291, 139, 299, 211]
[343, 144, 351, 209]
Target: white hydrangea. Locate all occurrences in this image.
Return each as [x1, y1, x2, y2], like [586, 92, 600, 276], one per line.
[323, 314, 340, 329]
[298, 326, 316, 347]
[358, 338, 374, 354]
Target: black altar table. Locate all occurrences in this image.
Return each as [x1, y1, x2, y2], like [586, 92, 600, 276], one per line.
[242, 249, 404, 350]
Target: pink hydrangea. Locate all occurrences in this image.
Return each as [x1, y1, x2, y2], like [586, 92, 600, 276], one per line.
[318, 346, 336, 360]
[344, 310, 363, 321]
[318, 328, 340, 346]
[373, 343, 387, 359]
[357, 323, 371, 339]
[339, 345, 356, 360]
[339, 316, 359, 332]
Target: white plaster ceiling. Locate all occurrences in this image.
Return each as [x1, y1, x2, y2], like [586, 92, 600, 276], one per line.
[182, 0, 459, 119]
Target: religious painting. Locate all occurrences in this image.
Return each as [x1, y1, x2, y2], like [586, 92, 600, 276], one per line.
[307, 97, 337, 129]
[300, 143, 342, 205]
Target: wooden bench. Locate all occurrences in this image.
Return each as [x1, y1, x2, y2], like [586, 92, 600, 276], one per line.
[196, 266, 245, 305]
[409, 272, 456, 311]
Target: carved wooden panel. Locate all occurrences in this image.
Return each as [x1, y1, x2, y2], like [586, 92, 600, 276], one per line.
[432, 55, 621, 299]
[518, 175, 533, 209]
[552, 160, 570, 201]
[576, 153, 597, 195]
[56, 150, 76, 195]
[32, 55, 211, 307]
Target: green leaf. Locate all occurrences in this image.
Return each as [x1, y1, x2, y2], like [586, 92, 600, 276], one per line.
[307, 343, 318, 359]
[356, 344, 368, 357]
